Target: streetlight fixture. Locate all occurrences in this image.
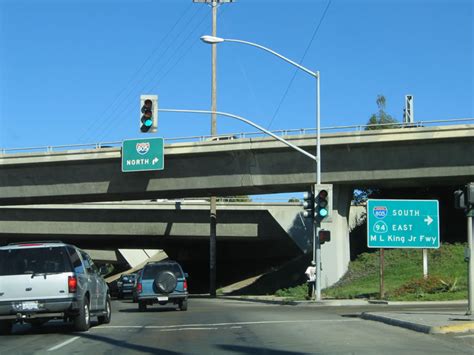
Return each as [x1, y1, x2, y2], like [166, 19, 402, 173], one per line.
[200, 35, 321, 185]
[200, 35, 323, 300]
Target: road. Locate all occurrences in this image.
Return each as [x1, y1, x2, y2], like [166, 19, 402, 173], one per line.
[1, 298, 473, 354]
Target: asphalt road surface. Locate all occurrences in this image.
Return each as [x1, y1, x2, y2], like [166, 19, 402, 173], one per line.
[1, 298, 473, 354]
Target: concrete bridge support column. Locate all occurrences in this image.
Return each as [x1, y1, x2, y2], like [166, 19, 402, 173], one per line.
[320, 184, 353, 289]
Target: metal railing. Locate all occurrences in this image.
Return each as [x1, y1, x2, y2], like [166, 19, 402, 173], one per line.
[1, 118, 473, 155]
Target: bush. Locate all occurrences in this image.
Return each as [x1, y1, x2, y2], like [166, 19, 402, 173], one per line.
[391, 275, 458, 298]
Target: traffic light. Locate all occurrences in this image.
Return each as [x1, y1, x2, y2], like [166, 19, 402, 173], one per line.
[315, 187, 330, 222]
[455, 183, 474, 210]
[303, 191, 315, 218]
[318, 229, 331, 244]
[140, 95, 158, 133]
[466, 183, 474, 205]
[454, 189, 466, 210]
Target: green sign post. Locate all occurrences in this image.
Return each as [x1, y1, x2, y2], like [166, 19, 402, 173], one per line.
[367, 199, 440, 249]
[122, 137, 164, 172]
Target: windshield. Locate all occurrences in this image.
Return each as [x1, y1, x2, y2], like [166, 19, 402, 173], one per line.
[0, 247, 73, 276]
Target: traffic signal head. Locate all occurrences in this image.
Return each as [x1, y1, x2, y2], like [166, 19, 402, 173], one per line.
[303, 191, 315, 218]
[454, 189, 466, 210]
[140, 95, 158, 133]
[318, 229, 331, 244]
[466, 183, 474, 205]
[315, 187, 330, 222]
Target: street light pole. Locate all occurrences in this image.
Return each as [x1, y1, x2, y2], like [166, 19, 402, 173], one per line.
[200, 35, 323, 300]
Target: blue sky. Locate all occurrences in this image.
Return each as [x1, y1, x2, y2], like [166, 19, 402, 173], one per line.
[1, 0, 472, 150]
[0, 0, 473, 200]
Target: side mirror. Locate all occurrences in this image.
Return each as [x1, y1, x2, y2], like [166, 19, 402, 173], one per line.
[184, 273, 189, 278]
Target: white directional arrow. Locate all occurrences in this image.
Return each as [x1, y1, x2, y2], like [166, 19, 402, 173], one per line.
[424, 215, 433, 226]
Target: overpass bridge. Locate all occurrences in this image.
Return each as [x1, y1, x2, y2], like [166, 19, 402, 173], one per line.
[1, 123, 473, 290]
[0, 201, 321, 291]
[1, 124, 473, 205]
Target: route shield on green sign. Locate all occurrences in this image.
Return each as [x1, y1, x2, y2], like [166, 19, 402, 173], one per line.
[367, 199, 440, 249]
[122, 137, 164, 172]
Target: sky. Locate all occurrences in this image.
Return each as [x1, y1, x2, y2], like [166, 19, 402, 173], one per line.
[0, 0, 473, 199]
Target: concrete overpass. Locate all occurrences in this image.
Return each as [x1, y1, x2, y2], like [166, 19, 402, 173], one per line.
[0, 201, 321, 290]
[1, 124, 473, 290]
[1, 124, 473, 205]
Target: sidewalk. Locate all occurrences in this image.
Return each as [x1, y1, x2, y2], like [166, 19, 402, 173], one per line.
[219, 295, 474, 334]
[360, 310, 474, 334]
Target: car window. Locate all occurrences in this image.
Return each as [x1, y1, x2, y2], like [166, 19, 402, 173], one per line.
[143, 264, 183, 279]
[0, 247, 72, 276]
[67, 246, 84, 274]
[80, 251, 94, 274]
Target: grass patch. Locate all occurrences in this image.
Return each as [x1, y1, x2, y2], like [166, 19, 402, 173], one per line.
[275, 243, 468, 301]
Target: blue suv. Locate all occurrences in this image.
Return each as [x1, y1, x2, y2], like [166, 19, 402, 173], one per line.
[136, 261, 188, 312]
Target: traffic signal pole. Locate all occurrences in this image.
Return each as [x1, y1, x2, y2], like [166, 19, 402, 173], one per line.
[467, 213, 473, 315]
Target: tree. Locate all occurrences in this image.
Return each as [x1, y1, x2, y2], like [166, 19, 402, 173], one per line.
[355, 95, 400, 203]
[366, 95, 399, 130]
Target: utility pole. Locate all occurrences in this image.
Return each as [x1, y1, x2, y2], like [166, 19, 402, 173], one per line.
[193, 0, 234, 297]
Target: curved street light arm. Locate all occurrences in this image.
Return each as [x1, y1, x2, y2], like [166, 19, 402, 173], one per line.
[158, 108, 317, 161]
[223, 38, 318, 78]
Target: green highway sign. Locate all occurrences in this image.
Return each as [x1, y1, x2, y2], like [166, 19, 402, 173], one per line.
[122, 137, 164, 172]
[367, 199, 440, 249]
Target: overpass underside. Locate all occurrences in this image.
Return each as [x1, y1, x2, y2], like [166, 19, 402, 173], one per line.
[0, 202, 308, 292]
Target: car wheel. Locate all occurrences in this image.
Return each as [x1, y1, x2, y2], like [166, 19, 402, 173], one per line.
[178, 299, 188, 311]
[98, 295, 112, 325]
[0, 320, 12, 335]
[138, 301, 147, 312]
[74, 297, 91, 332]
[154, 271, 177, 294]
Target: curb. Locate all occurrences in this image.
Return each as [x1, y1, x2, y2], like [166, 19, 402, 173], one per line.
[361, 312, 474, 334]
[360, 312, 433, 333]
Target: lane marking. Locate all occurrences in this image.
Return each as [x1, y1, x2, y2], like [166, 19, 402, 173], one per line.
[456, 334, 474, 339]
[160, 327, 218, 332]
[97, 318, 360, 330]
[48, 336, 80, 352]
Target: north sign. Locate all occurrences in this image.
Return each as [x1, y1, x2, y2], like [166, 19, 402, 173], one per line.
[122, 137, 164, 172]
[367, 199, 439, 249]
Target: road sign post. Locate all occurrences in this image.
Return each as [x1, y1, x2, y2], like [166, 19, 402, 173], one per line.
[122, 137, 164, 172]
[368, 199, 439, 300]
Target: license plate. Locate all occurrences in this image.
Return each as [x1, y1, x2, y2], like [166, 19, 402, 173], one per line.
[157, 296, 168, 302]
[22, 301, 39, 311]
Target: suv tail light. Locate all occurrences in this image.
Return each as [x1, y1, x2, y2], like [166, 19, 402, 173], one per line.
[68, 276, 77, 293]
[183, 279, 188, 291]
[136, 282, 142, 294]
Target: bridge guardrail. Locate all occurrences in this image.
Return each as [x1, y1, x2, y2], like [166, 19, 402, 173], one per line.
[1, 118, 473, 155]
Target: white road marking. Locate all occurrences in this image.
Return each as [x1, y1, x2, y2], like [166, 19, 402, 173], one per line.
[97, 318, 360, 331]
[456, 334, 474, 339]
[48, 336, 80, 352]
[160, 327, 219, 332]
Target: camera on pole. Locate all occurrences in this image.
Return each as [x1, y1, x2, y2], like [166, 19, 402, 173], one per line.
[140, 95, 158, 133]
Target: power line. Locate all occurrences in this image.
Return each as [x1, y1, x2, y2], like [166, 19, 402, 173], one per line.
[76, 4, 196, 143]
[96, 8, 212, 142]
[266, 0, 332, 130]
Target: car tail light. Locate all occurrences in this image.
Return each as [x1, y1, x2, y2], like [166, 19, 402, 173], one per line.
[136, 282, 142, 294]
[68, 276, 77, 293]
[183, 279, 188, 291]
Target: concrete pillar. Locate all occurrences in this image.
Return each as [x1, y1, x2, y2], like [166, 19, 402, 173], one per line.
[319, 184, 352, 289]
